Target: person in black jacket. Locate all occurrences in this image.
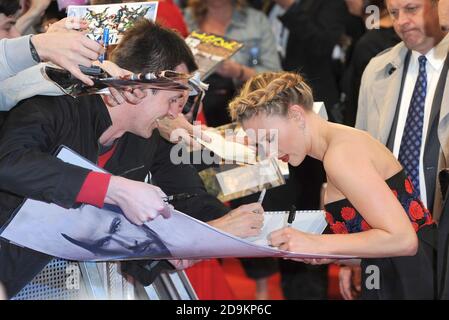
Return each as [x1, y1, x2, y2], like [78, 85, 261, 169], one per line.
[0, 19, 264, 298]
[273, 0, 347, 116]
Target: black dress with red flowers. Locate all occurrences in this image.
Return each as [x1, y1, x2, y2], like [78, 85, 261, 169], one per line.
[324, 169, 436, 299]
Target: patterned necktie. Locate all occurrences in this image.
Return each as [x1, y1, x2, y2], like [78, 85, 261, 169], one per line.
[398, 55, 427, 195]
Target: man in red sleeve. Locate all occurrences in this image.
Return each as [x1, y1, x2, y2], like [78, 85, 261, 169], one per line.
[0, 20, 184, 297]
[0, 19, 263, 299]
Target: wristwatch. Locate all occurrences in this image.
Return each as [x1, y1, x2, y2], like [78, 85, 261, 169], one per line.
[29, 36, 41, 63]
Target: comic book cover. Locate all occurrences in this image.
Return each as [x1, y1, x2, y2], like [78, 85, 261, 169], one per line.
[67, 2, 158, 45]
[185, 31, 244, 80]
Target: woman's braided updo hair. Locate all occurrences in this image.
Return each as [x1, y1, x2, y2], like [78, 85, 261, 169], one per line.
[228, 72, 314, 123]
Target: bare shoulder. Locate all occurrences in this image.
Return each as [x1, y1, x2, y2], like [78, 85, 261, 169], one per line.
[323, 126, 381, 181]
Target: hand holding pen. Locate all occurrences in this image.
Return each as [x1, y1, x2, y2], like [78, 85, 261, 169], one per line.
[98, 27, 109, 63]
[105, 176, 172, 226]
[31, 17, 104, 86]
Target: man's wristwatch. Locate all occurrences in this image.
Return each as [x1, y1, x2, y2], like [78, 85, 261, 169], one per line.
[29, 36, 42, 63]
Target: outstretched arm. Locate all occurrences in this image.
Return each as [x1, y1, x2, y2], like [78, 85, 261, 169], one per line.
[270, 146, 418, 258]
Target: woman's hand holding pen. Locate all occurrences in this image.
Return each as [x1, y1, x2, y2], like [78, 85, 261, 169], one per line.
[268, 227, 337, 265]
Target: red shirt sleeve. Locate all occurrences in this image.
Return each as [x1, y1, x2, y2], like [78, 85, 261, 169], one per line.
[76, 171, 112, 207]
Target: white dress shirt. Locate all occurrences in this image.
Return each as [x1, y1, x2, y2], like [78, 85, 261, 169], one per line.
[393, 33, 449, 207]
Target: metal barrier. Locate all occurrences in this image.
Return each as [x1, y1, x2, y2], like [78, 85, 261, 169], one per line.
[13, 259, 197, 300]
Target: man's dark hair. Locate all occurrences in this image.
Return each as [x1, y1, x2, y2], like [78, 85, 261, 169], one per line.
[111, 19, 198, 73]
[0, 0, 20, 16]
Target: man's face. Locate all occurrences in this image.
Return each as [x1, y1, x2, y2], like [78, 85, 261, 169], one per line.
[439, 0, 449, 31]
[62, 207, 171, 259]
[386, 0, 444, 53]
[0, 13, 20, 39]
[130, 63, 190, 139]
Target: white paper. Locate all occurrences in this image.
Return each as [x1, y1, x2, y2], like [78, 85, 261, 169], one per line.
[245, 210, 327, 246]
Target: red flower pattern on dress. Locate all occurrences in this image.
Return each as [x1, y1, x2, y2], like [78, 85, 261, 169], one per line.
[324, 172, 435, 235]
[405, 178, 413, 194]
[409, 200, 424, 221]
[330, 221, 348, 234]
[361, 220, 371, 231]
[325, 211, 334, 225]
[341, 207, 356, 221]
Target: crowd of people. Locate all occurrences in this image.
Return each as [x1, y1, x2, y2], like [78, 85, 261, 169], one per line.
[1, 0, 449, 300]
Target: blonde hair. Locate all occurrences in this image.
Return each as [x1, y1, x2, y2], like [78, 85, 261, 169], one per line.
[229, 72, 314, 123]
[187, 0, 248, 24]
